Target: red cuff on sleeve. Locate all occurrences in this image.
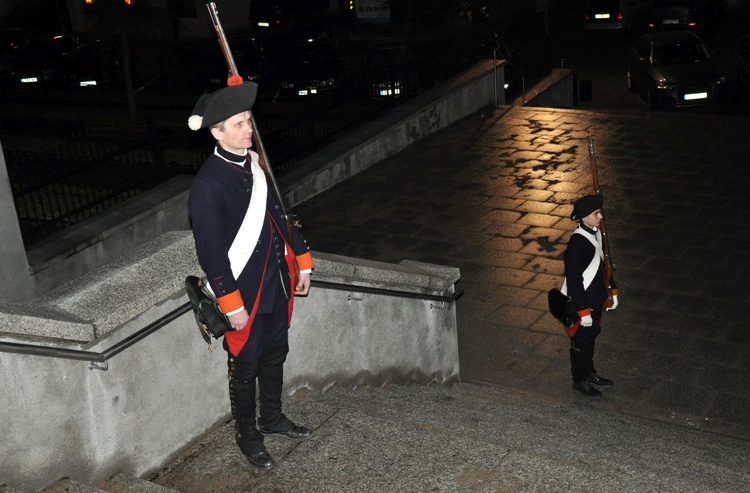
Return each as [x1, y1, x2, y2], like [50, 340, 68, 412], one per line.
[577, 308, 591, 317]
[217, 289, 244, 314]
[296, 251, 314, 271]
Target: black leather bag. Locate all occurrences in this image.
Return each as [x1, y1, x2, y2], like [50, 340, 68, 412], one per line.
[185, 275, 231, 344]
[548, 288, 580, 327]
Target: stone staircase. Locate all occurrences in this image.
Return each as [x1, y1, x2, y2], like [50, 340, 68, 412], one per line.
[4, 474, 179, 493]
[6, 382, 748, 493]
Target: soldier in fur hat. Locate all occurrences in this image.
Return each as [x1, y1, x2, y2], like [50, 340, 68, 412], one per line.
[187, 82, 314, 469]
[563, 193, 619, 397]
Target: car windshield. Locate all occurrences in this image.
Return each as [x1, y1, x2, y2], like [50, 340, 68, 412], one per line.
[652, 40, 709, 64]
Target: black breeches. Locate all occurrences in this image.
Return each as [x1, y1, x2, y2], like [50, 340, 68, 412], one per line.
[571, 306, 602, 344]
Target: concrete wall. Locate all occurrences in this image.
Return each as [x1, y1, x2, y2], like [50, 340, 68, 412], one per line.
[0, 299, 228, 493]
[281, 58, 506, 208]
[0, 232, 460, 492]
[521, 68, 577, 109]
[0, 141, 34, 301]
[287, 254, 461, 393]
[24, 175, 193, 300]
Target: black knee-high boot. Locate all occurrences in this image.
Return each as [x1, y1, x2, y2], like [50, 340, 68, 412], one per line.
[570, 340, 601, 397]
[257, 343, 292, 431]
[228, 357, 264, 455]
[584, 341, 613, 386]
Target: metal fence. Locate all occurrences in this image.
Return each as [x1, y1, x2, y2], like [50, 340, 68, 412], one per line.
[4, 117, 174, 247]
[1, 90, 415, 248]
[1, 30, 475, 248]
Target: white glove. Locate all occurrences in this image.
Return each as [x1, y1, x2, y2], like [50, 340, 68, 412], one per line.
[606, 295, 619, 311]
[580, 314, 593, 327]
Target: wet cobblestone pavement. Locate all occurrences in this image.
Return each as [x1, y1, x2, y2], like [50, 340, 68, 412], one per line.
[297, 104, 750, 441]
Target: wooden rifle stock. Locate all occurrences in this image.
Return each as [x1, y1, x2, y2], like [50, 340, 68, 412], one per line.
[587, 134, 616, 308]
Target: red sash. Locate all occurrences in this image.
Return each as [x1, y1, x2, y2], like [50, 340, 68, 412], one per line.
[224, 213, 298, 357]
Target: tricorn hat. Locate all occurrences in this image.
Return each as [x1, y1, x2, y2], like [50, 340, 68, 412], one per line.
[571, 193, 603, 221]
[188, 82, 258, 131]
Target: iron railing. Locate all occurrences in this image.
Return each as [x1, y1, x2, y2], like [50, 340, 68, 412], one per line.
[0, 279, 464, 369]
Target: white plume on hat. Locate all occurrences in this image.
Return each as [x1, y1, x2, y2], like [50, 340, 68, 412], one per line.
[188, 115, 203, 131]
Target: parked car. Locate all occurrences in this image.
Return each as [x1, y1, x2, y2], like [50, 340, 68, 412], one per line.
[645, 0, 700, 31]
[584, 0, 654, 31]
[626, 30, 727, 109]
[11, 32, 116, 91]
[267, 39, 343, 100]
[732, 32, 750, 89]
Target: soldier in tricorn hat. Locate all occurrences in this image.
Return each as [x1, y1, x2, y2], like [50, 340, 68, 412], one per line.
[187, 82, 315, 469]
[563, 193, 619, 397]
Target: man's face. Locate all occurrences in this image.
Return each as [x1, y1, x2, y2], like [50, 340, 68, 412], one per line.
[211, 111, 253, 154]
[582, 209, 603, 229]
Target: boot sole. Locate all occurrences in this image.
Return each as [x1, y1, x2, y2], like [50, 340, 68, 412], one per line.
[572, 384, 603, 397]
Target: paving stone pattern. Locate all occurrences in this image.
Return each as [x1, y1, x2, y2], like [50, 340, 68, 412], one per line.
[298, 105, 750, 441]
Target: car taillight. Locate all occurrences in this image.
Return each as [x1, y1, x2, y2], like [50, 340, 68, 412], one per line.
[617, 12, 624, 21]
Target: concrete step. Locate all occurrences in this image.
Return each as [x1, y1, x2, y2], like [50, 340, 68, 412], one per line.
[35, 474, 180, 493]
[147, 383, 749, 493]
[0, 485, 27, 493]
[39, 478, 108, 493]
[99, 473, 181, 493]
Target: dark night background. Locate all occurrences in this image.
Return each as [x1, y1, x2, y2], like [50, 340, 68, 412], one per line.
[1, 0, 749, 246]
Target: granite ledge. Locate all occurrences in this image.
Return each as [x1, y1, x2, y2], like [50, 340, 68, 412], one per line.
[1, 235, 460, 344]
[312, 252, 460, 296]
[0, 231, 201, 344]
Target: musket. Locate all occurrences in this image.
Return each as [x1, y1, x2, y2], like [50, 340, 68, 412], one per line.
[587, 134, 616, 309]
[206, 2, 297, 235]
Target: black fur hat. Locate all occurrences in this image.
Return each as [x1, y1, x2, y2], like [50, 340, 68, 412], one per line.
[571, 193, 603, 221]
[188, 82, 258, 131]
